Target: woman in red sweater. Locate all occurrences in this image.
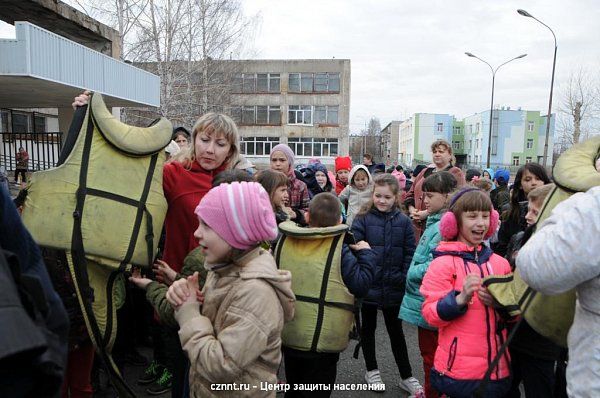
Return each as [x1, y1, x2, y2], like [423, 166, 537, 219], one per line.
[72, 92, 241, 274]
[162, 113, 240, 273]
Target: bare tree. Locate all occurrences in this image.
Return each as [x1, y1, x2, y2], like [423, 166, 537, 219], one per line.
[556, 68, 600, 150]
[361, 117, 383, 161]
[63, 0, 258, 128]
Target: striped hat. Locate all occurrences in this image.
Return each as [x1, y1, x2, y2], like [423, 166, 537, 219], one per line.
[195, 181, 278, 250]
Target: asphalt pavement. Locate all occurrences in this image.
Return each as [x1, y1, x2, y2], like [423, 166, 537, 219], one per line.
[95, 312, 424, 397]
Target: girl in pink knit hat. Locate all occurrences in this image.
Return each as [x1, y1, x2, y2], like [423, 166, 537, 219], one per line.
[166, 181, 295, 397]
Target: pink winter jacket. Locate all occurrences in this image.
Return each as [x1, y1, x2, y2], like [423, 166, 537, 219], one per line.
[420, 241, 512, 381]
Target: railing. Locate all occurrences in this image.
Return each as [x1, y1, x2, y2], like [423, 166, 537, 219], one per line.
[1, 132, 63, 171]
[0, 22, 160, 107]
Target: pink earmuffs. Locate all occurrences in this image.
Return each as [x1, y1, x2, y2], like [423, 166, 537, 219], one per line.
[439, 209, 499, 240]
[439, 187, 500, 240]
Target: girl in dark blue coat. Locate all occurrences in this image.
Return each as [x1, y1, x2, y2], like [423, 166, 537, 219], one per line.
[352, 174, 423, 396]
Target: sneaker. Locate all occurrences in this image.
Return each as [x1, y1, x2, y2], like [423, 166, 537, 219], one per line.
[146, 368, 172, 395]
[399, 376, 425, 397]
[364, 369, 385, 392]
[137, 360, 162, 385]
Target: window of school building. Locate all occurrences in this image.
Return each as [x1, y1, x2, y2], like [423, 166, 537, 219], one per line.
[526, 139, 534, 149]
[240, 137, 280, 156]
[233, 73, 281, 93]
[314, 106, 339, 125]
[231, 106, 281, 125]
[288, 105, 313, 125]
[288, 137, 338, 157]
[288, 72, 340, 93]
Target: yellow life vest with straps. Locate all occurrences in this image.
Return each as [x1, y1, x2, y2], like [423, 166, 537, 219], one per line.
[485, 136, 600, 347]
[275, 221, 355, 353]
[22, 92, 172, 397]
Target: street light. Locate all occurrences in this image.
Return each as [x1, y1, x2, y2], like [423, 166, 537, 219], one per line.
[465, 52, 528, 168]
[517, 9, 557, 167]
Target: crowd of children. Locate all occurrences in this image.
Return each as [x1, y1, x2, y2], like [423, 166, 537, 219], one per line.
[9, 100, 597, 398]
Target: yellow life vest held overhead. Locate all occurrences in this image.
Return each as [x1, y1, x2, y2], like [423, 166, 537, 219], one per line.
[486, 136, 600, 347]
[22, 92, 172, 397]
[275, 221, 355, 353]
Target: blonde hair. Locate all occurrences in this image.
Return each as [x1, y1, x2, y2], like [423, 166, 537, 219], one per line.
[169, 112, 240, 169]
[431, 139, 456, 165]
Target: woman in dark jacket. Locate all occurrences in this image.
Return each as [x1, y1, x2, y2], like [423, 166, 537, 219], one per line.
[351, 174, 423, 395]
[493, 163, 550, 257]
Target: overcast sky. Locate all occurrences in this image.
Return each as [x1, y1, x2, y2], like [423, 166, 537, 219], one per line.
[243, 0, 600, 132]
[2, 0, 599, 133]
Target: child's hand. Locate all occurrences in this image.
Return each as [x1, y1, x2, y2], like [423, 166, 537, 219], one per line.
[456, 274, 481, 306]
[414, 210, 429, 221]
[477, 286, 495, 307]
[283, 206, 296, 220]
[153, 259, 177, 285]
[166, 272, 200, 308]
[129, 268, 152, 290]
[349, 240, 371, 251]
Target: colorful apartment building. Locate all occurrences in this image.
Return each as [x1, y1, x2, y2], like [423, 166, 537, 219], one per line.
[394, 108, 554, 167]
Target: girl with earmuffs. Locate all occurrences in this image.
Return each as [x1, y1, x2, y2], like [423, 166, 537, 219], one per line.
[420, 188, 512, 398]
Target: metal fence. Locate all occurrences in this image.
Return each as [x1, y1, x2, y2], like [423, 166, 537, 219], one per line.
[1, 132, 63, 172]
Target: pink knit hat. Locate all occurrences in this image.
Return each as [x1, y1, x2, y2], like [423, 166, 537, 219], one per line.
[195, 182, 278, 250]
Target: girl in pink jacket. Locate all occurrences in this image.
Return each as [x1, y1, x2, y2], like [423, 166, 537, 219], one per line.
[420, 188, 512, 398]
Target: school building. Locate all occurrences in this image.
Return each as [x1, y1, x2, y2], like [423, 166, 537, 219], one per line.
[390, 108, 554, 168]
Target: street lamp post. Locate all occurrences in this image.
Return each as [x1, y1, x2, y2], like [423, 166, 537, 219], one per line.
[518, 9, 557, 167]
[465, 52, 527, 168]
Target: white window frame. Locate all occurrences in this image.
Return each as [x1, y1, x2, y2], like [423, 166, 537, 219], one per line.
[453, 141, 460, 150]
[453, 126, 462, 134]
[288, 137, 339, 157]
[476, 122, 480, 133]
[525, 157, 532, 164]
[437, 122, 444, 132]
[512, 156, 520, 166]
[288, 105, 313, 125]
[528, 121, 534, 132]
[240, 137, 280, 156]
[526, 139, 534, 149]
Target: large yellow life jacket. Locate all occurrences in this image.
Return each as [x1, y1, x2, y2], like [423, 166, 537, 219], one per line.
[486, 136, 600, 347]
[275, 221, 355, 353]
[22, 92, 172, 397]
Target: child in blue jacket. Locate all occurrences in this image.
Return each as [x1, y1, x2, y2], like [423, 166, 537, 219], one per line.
[351, 174, 423, 396]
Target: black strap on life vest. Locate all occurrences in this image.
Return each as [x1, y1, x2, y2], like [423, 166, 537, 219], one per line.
[474, 287, 537, 397]
[309, 234, 346, 352]
[69, 103, 158, 397]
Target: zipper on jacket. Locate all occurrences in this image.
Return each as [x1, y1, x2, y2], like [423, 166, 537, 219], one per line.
[477, 261, 493, 373]
[446, 337, 458, 372]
